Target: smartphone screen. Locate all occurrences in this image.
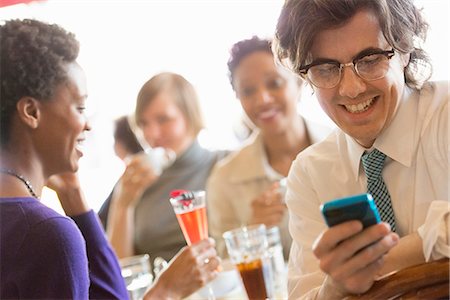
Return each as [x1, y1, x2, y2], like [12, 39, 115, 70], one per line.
[321, 193, 381, 228]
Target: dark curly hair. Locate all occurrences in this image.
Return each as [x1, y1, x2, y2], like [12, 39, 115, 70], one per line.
[273, 0, 431, 90]
[114, 115, 143, 155]
[227, 36, 272, 90]
[0, 19, 79, 147]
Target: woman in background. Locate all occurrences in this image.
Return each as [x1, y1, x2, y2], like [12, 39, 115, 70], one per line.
[99, 72, 228, 262]
[207, 36, 332, 258]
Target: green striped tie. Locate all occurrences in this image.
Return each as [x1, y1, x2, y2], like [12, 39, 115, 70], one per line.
[361, 149, 396, 232]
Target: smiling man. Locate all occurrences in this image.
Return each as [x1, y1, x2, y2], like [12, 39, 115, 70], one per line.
[273, 0, 449, 299]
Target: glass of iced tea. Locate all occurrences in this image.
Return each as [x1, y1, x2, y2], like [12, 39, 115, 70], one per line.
[223, 224, 273, 300]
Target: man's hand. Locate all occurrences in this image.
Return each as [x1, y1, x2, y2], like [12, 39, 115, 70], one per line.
[313, 221, 399, 298]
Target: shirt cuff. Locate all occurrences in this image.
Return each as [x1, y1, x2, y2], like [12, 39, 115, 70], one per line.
[417, 200, 450, 261]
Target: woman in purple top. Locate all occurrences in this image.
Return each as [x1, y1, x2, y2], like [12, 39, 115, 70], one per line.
[0, 19, 219, 299]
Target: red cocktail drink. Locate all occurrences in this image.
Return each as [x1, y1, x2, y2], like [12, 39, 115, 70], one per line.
[170, 190, 216, 300]
[176, 205, 208, 245]
[170, 190, 208, 245]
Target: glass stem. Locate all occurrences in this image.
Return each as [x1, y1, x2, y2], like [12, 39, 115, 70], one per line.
[206, 283, 215, 300]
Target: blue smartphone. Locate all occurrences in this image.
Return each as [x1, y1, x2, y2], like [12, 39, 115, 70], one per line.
[320, 193, 381, 228]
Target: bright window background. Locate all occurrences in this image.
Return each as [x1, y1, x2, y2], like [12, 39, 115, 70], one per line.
[1, 0, 448, 213]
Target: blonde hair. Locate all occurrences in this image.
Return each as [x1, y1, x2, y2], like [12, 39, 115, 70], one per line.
[135, 72, 205, 136]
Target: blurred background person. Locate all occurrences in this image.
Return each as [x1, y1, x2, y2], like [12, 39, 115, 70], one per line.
[99, 72, 228, 262]
[207, 36, 332, 259]
[113, 115, 143, 161]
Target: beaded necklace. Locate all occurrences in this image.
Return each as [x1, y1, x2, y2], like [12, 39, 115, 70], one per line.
[0, 168, 40, 199]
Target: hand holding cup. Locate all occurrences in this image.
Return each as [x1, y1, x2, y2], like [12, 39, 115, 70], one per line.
[250, 182, 287, 227]
[115, 147, 176, 208]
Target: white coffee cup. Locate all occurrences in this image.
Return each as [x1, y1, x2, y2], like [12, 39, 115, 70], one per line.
[140, 147, 176, 176]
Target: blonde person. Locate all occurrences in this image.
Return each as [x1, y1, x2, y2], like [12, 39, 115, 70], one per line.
[206, 36, 332, 259]
[274, 0, 449, 298]
[99, 72, 228, 261]
[0, 19, 219, 300]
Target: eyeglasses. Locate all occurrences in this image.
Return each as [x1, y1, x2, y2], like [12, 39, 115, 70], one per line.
[299, 49, 395, 89]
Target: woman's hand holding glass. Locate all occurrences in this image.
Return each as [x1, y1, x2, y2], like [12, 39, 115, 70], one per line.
[143, 238, 220, 300]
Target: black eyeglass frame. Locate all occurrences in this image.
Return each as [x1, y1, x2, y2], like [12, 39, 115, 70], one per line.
[298, 49, 395, 89]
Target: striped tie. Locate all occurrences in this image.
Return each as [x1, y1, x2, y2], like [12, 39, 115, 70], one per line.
[361, 149, 396, 232]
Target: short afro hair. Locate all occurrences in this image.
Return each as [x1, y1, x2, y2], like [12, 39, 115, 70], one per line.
[0, 19, 79, 147]
[227, 36, 272, 90]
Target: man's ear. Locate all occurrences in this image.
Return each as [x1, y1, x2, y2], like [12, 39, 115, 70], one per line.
[297, 75, 305, 86]
[16, 97, 41, 129]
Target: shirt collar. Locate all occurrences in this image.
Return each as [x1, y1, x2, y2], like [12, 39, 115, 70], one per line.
[374, 87, 417, 167]
[347, 87, 419, 181]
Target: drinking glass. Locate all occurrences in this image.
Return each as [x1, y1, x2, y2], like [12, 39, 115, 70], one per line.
[223, 224, 274, 300]
[266, 226, 287, 298]
[169, 190, 215, 299]
[278, 178, 287, 202]
[120, 254, 153, 300]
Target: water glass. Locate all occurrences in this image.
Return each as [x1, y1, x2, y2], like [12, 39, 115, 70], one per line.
[120, 254, 153, 300]
[278, 178, 287, 203]
[266, 226, 287, 298]
[223, 224, 274, 300]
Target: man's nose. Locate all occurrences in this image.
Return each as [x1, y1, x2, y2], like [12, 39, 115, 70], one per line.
[338, 66, 366, 99]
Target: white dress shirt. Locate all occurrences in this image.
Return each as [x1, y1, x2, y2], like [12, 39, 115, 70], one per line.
[286, 81, 449, 299]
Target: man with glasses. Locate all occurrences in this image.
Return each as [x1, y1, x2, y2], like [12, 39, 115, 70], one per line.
[273, 0, 449, 299]
[299, 49, 395, 90]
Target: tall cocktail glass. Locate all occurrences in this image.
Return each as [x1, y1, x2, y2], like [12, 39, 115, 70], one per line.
[170, 190, 208, 245]
[169, 190, 214, 299]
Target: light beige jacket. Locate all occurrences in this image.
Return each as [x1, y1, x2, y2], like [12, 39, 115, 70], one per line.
[206, 118, 333, 258]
